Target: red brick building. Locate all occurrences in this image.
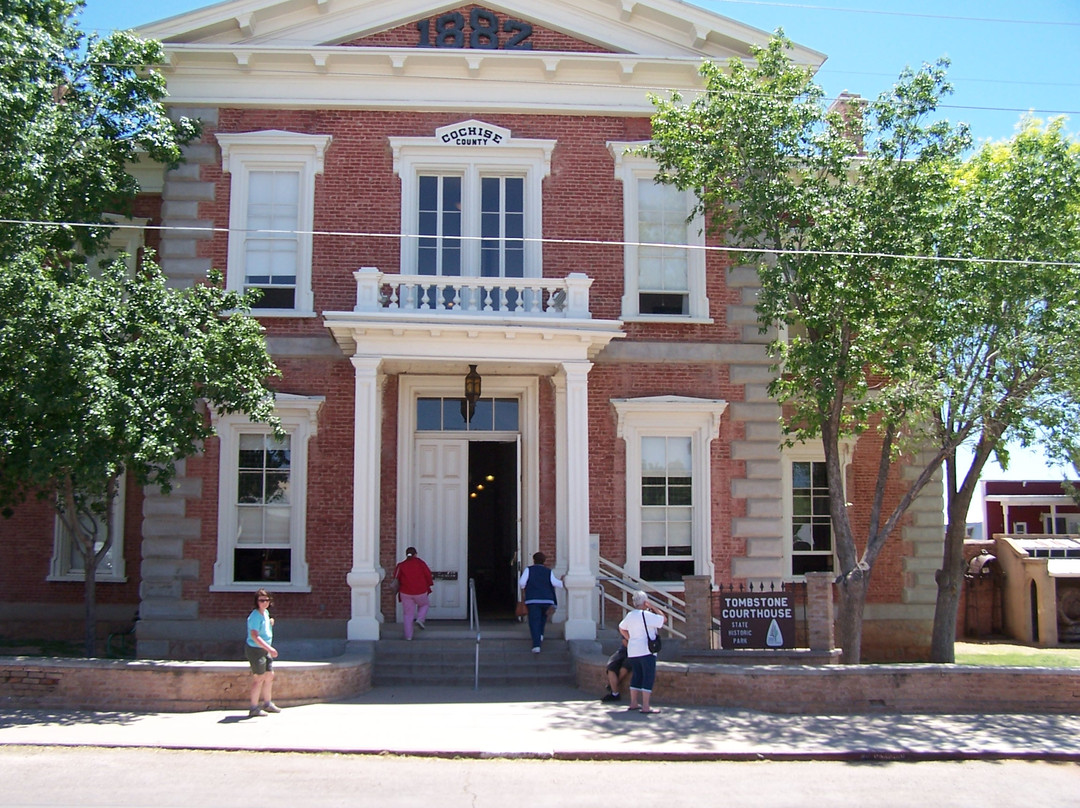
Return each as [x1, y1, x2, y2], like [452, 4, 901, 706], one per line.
[0, 0, 945, 661]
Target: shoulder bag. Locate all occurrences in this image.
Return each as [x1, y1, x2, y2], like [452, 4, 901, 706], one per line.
[642, 611, 662, 654]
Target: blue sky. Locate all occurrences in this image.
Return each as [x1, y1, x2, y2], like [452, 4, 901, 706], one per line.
[78, 0, 1080, 144]
[77, 0, 1080, 498]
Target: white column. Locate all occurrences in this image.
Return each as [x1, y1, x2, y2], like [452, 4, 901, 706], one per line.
[347, 356, 384, 640]
[551, 373, 568, 598]
[560, 360, 596, 640]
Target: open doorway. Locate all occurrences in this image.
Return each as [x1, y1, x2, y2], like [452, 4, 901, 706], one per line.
[468, 441, 518, 618]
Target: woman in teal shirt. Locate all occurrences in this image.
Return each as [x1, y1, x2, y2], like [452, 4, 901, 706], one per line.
[245, 588, 280, 717]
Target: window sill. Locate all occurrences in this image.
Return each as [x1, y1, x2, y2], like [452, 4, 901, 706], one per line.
[47, 574, 127, 584]
[210, 583, 312, 593]
[249, 309, 318, 319]
[621, 315, 715, 326]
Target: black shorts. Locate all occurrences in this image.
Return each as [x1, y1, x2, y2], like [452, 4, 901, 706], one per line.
[245, 644, 273, 675]
[606, 645, 631, 673]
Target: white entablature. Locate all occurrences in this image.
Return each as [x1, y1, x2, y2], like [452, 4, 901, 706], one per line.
[137, 0, 824, 114]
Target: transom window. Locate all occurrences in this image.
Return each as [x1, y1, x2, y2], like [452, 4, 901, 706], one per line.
[416, 397, 519, 431]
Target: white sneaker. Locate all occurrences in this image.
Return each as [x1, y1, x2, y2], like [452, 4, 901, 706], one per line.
[416, 621, 426, 631]
[532, 646, 541, 653]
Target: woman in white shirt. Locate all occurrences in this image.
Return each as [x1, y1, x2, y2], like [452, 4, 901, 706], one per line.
[617, 590, 665, 714]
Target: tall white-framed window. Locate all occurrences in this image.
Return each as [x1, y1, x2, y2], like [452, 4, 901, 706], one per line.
[614, 396, 726, 586]
[782, 441, 853, 579]
[391, 125, 554, 280]
[217, 130, 332, 317]
[608, 142, 709, 322]
[211, 394, 324, 592]
[48, 480, 127, 582]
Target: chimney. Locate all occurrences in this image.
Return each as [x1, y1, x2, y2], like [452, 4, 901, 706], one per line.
[827, 91, 866, 155]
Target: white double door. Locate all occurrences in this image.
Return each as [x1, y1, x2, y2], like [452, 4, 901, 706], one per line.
[411, 438, 519, 619]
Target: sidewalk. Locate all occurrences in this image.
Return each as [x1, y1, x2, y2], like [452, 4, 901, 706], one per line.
[3, 683, 1080, 761]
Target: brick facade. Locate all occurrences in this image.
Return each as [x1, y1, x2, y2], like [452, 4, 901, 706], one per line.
[0, 0, 944, 662]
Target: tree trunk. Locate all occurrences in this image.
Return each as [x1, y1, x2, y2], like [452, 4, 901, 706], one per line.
[83, 563, 97, 658]
[836, 565, 869, 664]
[930, 440, 994, 662]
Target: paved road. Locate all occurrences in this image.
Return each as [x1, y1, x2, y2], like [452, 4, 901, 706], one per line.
[1, 747, 1078, 807]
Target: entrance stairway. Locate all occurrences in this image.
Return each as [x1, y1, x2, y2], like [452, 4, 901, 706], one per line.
[373, 620, 575, 688]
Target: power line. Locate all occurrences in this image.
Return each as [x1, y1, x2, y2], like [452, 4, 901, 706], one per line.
[711, 0, 1080, 26]
[4, 217, 1078, 270]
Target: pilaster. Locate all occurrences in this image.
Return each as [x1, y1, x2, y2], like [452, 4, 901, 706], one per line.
[560, 360, 597, 640]
[346, 356, 385, 640]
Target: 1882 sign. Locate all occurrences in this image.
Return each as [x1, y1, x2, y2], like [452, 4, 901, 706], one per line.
[718, 593, 795, 649]
[416, 8, 534, 50]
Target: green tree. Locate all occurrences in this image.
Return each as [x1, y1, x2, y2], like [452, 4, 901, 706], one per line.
[0, 0, 198, 263]
[647, 35, 971, 662]
[929, 118, 1080, 661]
[0, 1, 279, 656]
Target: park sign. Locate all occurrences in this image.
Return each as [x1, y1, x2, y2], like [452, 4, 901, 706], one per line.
[718, 592, 795, 649]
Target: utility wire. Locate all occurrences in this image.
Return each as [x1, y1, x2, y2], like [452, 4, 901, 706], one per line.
[4, 217, 1078, 269]
[710, 0, 1080, 26]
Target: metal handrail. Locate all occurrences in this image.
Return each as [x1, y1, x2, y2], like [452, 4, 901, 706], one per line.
[595, 557, 690, 640]
[468, 577, 480, 690]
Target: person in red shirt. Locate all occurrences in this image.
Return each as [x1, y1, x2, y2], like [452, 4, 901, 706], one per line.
[393, 546, 434, 640]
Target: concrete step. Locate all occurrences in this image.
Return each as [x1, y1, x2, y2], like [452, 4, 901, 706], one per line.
[373, 637, 574, 687]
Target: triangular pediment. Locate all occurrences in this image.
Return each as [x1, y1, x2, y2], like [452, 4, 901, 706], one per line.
[137, 0, 824, 64]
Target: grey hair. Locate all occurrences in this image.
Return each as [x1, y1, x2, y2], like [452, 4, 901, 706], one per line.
[632, 590, 648, 608]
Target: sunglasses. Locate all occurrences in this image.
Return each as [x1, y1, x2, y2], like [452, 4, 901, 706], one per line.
[258, 598, 271, 603]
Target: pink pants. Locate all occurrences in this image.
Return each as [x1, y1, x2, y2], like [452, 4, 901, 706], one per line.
[401, 592, 430, 640]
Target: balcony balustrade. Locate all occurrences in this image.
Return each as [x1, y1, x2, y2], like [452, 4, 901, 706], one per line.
[352, 267, 593, 320]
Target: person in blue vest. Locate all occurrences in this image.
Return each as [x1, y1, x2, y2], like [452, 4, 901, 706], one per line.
[517, 551, 565, 653]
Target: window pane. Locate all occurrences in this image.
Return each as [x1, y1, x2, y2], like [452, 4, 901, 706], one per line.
[792, 462, 811, 488]
[641, 437, 666, 474]
[442, 398, 467, 431]
[493, 398, 518, 431]
[236, 507, 263, 543]
[238, 472, 264, 504]
[812, 523, 832, 551]
[792, 554, 832, 576]
[640, 559, 694, 582]
[417, 398, 442, 430]
[642, 486, 666, 506]
[469, 398, 494, 429]
[264, 507, 291, 542]
[505, 177, 523, 212]
[641, 522, 666, 547]
[442, 176, 461, 208]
